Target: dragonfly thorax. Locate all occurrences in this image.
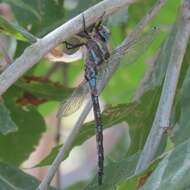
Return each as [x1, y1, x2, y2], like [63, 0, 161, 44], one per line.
[94, 25, 110, 43]
[85, 38, 110, 66]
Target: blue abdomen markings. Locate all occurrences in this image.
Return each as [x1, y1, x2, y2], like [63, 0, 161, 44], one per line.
[90, 50, 101, 65]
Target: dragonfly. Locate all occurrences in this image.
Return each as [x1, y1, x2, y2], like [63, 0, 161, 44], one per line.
[57, 14, 159, 185]
[60, 13, 110, 185]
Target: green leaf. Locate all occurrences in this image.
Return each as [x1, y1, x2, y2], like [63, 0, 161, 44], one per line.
[83, 152, 163, 190]
[112, 154, 163, 190]
[34, 144, 61, 167]
[0, 87, 46, 165]
[107, 130, 130, 161]
[0, 162, 58, 190]
[141, 138, 190, 190]
[172, 45, 190, 145]
[15, 78, 73, 102]
[84, 152, 140, 189]
[0, 101, 18, 135]
[0, 15, 37, 42]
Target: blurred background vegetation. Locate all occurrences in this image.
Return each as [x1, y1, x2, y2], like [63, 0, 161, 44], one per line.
[1, 0, 190, 190]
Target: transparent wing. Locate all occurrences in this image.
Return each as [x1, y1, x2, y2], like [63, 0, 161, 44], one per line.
[57, 81, 90, 118]
[97, 27, 159, 78]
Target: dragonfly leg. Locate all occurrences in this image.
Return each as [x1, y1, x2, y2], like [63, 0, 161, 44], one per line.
[64, 41, 85, 50]
[82, 14, 91, 37]
[95, 11, 106, 29]
[86, 11, 106, 34]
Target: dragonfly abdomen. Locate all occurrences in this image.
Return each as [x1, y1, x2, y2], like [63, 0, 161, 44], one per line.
[85, 63, 104, 185]
[91, 93, 104, 185]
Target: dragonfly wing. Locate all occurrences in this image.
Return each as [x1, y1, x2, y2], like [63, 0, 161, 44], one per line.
[113, 27, 159, 63]
[97, 27, 159, 78]
[57, 81, 90, 118]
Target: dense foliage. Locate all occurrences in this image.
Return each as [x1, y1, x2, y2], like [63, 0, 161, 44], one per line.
[1, 0, 190, 189]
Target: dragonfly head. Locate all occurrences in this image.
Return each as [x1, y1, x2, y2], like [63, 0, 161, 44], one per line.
[96, 25, 110, 43]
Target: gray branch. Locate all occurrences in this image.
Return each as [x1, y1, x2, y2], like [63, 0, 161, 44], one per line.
[0, 0, 135, 96]
[37, 0, 167, 189]
[135, 0, 190, 174]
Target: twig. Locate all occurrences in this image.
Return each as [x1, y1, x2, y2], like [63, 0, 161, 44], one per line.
[37, 0, 167, 189]
[135, 0, 190, 174]
[0, 0, 134, 96]
[55, 117, 62, 188]
[56, 63, 69, 188]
